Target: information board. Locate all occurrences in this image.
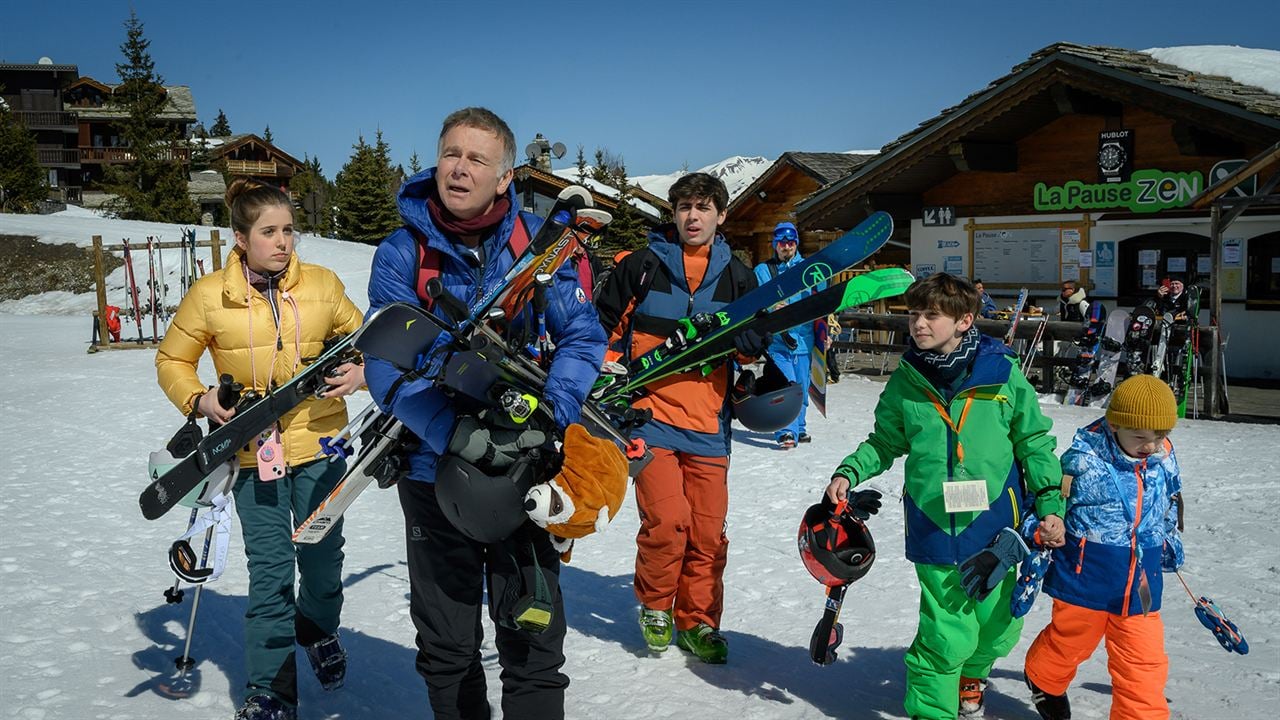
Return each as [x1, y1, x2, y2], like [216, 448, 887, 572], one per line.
[971, 226, 1062, 286]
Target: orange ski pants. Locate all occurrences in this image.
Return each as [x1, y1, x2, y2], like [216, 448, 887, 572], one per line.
[632, 448, 729, 631]
[1025, 598, 1169, 720]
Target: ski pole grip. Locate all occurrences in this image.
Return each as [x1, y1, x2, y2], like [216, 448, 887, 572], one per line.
[532, 273, 552, 313]
[425, 278, 470, 325]
[217, 373, 242, 409]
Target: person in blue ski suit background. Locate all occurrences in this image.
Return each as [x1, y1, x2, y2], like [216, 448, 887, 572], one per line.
[752, 221, 824, 448]
[364, 107, 606, 720]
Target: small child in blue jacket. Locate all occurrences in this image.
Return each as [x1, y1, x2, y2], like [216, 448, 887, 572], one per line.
[1023, 375, 1184, 720]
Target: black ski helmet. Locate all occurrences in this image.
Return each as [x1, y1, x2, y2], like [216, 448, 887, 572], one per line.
[434, 451, 543, 544]
[732, 358, 804, 432]
[798, 501, 876, 587]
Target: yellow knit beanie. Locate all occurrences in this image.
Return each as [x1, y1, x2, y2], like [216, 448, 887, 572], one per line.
[1106, 375, 1178, 431]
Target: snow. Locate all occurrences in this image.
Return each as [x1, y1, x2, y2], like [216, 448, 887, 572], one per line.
[1144, 45, 1280, 95]
[1, 211, 1278, 718]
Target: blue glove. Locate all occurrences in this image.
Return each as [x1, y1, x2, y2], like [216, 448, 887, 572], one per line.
[959, 527, 1030, 601]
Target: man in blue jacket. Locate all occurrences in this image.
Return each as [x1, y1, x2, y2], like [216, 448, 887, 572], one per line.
[365, 107, 606, 720]
[753, 222, 823, 448]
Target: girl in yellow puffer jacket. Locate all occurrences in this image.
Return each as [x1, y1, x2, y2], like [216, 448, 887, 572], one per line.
[155, 178, 364, 719]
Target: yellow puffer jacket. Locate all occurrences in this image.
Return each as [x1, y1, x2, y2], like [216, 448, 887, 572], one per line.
[156, 246, 365, 468]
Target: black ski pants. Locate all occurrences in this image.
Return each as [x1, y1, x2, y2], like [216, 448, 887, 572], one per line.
[398, 479, 568, 720]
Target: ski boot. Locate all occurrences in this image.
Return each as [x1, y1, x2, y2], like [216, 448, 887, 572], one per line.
[676, 623, 728, 664]
[958, 676, 987, 716]
[234, 694, 297, 720]
[639, 607, 673, 652]
[798, 432, 812, 444]
[304, 633, 347, 690]
[1025, 672, 1071, 719]
[777, 432, 797, 449]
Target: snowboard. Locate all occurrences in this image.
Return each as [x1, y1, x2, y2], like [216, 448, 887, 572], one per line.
[1120, 304, 1158, 379]
[1084, 310, 1130, 407]
[809, 316, 829, 417]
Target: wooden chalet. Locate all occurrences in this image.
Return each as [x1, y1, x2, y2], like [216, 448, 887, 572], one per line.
[797, 42, 1280, 379]
[63, 75, 197, 195]
[722, 151, 876, 265]
[205, 133, 306, 191]
[513, 163, 670, 227]
[1, 61, 83, 203]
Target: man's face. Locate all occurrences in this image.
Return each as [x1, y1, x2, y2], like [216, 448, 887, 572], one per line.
[1061, 283, 1075, 299]
[435, 124, 512, 220]
[673, 195, 725, 247]
[1170, 279, 1184, 295]
[775, 238, 798, 261]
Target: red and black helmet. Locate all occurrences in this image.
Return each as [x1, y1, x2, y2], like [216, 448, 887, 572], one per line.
[798, 500, 876, 587]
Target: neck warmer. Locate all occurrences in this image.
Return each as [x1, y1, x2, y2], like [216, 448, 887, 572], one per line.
[243, 261, 285, 295]
[905, 325, 981, 393]
[426, 184, 511, 238]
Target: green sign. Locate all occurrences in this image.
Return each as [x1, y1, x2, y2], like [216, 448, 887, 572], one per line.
[1034, 169, 1204, 213]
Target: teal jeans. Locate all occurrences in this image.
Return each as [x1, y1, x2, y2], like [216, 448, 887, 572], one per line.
[233, 457, 346, 706]
[904, 562, 1023, 720]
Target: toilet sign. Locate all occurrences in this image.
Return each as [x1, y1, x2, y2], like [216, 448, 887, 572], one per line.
[922, 206, 956, 226]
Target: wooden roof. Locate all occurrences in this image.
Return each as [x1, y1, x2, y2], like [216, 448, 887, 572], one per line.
[208, 133, 305, 171]
[797, 42, 1280, 230]
[728, 151, 875, 216]
[514, 164, 669, 221]
[65, 76, 196, 122]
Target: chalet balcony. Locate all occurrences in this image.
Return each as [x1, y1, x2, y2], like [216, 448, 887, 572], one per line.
[225, 159, 289, 177]
[36, 147, 81, 167]
[80, 146, 192, 164]
[15, 110, 78, 130]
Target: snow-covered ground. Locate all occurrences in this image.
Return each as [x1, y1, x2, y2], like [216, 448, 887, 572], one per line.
[1, 212, 1277, 718]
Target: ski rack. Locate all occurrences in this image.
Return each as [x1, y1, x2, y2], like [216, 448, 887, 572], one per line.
[89, 231, 227, 352]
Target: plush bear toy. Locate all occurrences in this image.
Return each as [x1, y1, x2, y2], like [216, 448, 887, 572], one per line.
[524, 423, 628, 561]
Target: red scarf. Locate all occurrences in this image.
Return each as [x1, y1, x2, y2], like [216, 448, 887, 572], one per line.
[426, 184, 511, 238]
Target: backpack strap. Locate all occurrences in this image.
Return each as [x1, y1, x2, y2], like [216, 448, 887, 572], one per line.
[408, 216, 533, 309]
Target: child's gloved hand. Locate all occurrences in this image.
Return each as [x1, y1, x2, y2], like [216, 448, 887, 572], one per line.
[846, 489, 882, 521]
[958, 527, 1030, 601]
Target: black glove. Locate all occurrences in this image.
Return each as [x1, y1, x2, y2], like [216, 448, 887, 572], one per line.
[447, 412, 549, 470]
[846, 489, 882, 521]
[781, 332, 798, 351]
[733, 327, 772, 358]
[958, 527, 1030, 601]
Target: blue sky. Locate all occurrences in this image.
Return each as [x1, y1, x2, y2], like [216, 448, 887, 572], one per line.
[4, 0, 1278, 179]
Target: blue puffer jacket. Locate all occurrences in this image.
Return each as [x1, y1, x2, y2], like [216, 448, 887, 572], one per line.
[1044, 418, 1184, 615]
[752, 253, 824, 354]
[364, 169, 606, 482]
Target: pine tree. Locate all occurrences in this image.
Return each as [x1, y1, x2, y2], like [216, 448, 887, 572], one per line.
[263, 125, 273, 143]
[101, 10, 197, 223]
[0, 91, 48, 213]
[210, 109, 231, 136]
[408, 150, 422, 174]
[334, 132, 400, 244]
[575, 144, 588, 185]
[597, 160, 649, 258]
[292, 154, 335, 236]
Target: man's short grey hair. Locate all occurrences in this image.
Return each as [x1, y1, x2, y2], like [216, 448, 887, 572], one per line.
[438, 107, 516, 175]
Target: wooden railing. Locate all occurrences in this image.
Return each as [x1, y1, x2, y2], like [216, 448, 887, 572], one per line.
[225, 159, 280, 176]
[15, 110, 77, 129]
[80, 146, 192, 163]
[36, 147, 81, 165]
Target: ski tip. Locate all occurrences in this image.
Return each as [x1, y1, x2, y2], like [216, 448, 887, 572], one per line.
[558, 185, 593, 208]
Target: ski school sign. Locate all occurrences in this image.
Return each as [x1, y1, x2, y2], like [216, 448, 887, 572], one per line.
[1034, 169, 1204, 213]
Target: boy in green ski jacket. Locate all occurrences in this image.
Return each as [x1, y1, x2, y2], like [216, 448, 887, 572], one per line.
[824, 273, 1066, 720]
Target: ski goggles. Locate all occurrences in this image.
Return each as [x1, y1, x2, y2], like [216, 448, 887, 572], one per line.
[773, 227, 799, 244]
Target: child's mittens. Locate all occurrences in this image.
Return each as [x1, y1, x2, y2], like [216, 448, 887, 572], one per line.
[959, 527, 1030, 601]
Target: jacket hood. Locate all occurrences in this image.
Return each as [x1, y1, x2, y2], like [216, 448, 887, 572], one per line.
[1066, 288, 1087, 305]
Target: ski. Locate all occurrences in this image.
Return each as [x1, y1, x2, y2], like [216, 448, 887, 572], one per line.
[1002, 287, 1029, 346]
[626, 211, 895, 380]
[603, 267, 914, 404]
[139, 310, 386, 520]
[1177, 286, 1202, 418]
[809, 583, 848, 665]
[122, 239, 144, 343]
[293, 412, 407, 544]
